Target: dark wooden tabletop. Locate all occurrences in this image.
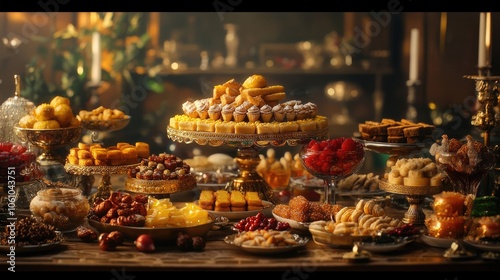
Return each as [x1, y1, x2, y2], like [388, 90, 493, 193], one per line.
[2, 182, 499, 275]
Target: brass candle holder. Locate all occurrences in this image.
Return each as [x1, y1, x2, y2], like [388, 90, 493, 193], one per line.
[464, 72, 500, 147]
[464, 66, 500, 197]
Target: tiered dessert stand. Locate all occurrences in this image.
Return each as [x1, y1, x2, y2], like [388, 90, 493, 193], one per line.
[64, 116, 133, 204]
[167, 127, 329, 204]
[361, 140, 435, 225]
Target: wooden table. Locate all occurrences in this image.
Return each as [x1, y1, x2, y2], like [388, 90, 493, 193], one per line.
[2, 188, 499, 275]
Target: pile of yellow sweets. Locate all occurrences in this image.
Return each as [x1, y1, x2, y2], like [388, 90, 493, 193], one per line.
[145, 198, 211, 228]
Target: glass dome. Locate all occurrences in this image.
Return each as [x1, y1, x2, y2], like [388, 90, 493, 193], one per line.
[0, 75, 36, 144]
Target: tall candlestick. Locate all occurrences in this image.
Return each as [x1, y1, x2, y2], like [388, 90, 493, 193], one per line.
[91, 31, 101, 84]
[478, 13, 486, 67]
[409, 28, 419, 81]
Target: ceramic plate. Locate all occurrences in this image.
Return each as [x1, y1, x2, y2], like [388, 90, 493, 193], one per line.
[202, 200, 274, 221]
[357, 239, 414, 253]
[308, 220, 373, 248]
[0, 231, 64, 254]
[420, 234, 456, 248]
[224, 233, 308, 255]
[272, 212, 311, 232]
[463, 239, 500, 252]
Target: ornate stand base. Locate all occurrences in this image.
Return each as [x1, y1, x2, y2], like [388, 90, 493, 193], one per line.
[225, 146, 278, 204]
[402, 195, 426, 225]
[89, 174, 112, 205]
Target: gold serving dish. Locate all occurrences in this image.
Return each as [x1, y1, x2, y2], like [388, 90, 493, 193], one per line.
[79, 116, 131, 131]
[87, 211, 216, 244]
[14, 126, 82, 162]
[124, 175, 197, 195]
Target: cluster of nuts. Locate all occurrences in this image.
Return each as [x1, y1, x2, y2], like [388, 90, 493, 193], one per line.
[0, 216, 63, 246]
[88, 191, 148, 227]
[127, 153, 192, 180]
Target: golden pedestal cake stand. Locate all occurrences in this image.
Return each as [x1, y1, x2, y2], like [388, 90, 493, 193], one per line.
[360, 140, 435, 225]
[167, 126, 329, 204]
[379, 179, 441, 225]
[80, 116, 131, 144]
[64, 163, 139, 204]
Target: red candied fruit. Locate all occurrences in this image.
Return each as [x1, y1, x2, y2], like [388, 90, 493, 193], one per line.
[302, 137, 365, 177]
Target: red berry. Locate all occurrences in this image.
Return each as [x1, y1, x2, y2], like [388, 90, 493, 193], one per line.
[341, 138, 357, 151]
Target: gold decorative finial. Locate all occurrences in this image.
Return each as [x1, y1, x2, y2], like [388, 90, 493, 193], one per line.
[14, 74, 20, 97]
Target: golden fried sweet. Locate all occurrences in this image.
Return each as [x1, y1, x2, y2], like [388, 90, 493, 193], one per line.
[35, 103, 55, 121]
[242, 74, 267, 89]
[69, 116, 81, 127]
[18, 114, 37, 128]
[53, 104, 73, 127]
[33, 120, 60, 129]
[272, 204, 291, 219]
[50, 96, 70, 107]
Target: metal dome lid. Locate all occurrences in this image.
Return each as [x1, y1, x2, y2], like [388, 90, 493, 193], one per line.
[0, 75, 36, 143]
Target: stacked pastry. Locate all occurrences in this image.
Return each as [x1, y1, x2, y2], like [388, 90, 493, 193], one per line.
[169, 74, 328, 134]
[309, 199, 403, 236]
[385, 157, 442, 187]
[425, 191, 469, 239]
[67, 142, 149, 166]
[198, 190, 264, 212]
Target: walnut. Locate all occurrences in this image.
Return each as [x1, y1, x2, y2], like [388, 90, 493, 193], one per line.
[76, 226, 98, 242]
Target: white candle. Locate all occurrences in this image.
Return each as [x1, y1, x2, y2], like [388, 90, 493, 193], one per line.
[485, 12, 492, 66]
[478, 13, 486, 67]
[409, 28, 419, 81]
[91, 31, 101, 84]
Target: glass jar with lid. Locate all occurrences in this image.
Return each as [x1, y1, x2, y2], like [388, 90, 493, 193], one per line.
[30, 187, 90, 232]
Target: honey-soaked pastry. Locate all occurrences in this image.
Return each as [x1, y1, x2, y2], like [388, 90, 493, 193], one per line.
[50, 95, 70, 107]
[230, 190, 246, 208]
[34, 103, 55, 121]
[241, 85, 285, 97]
[106, 150, 123, 166]
[53, 103, 73, 127]
[18, 114, 37, 128]
[214, 190, 231, 208]
[245, 192, 262, 207]
[77, 150, 92, 159]
[288, 195, 310, 214]
[432, 191, 466, 217]
[135, 142, 150, 158]
[67, 155, 78, 165]
[33, 120, 60, 129]
[273, 204, 291, 219]
[78, 158, 93, 166]
[308, 202, 326, 221]
[198, 190, 215, 210]
[69, 116, 81, 127]
[78, 142, 90, 150]
[425, 214, 466, 239]
[69, 148, 79, 158]
[242, 74, 267, 89]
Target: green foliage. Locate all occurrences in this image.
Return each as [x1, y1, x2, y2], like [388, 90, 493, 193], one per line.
[21, 12, 164, 112]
